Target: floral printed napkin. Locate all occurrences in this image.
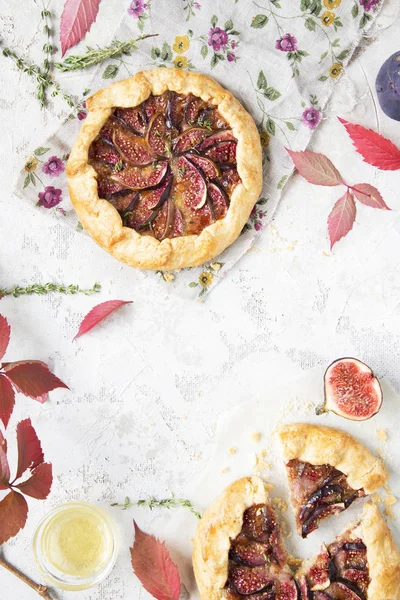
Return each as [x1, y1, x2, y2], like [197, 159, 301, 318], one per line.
[15, 0, 382, 298]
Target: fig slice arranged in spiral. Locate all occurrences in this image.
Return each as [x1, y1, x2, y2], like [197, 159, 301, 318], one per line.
[89, 138, 121, 165]
[115, 106, 147, 135]
[317, 358, 383, 421]
[207, 182, 229, 220]
[205, 140, 237, 164]
[112, 161, 168, 190]
[173, 127, 211, 154]
[146, 113, 168, 156]
[185, 153, 220, 179]
[140, 170, 173, 211]
[175, 155, 207, 210]
[113, 127, 155, 166]
[197, 129, 236, 151]
[228, 565, 275, 595]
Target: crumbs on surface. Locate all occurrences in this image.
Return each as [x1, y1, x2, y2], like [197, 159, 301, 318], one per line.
[228, 447, 238, 455]
[385, 494, 397, 507]
[162, 273, 175, 283]
[254, 448, 271, 473]
[384, 506, 397, 520]
[371, 493, 382, 505]
[376, 428, 388, 441]
[272, 497, 287, 513]
[221, 467, 229, 474]
[251, 432, 262, 442]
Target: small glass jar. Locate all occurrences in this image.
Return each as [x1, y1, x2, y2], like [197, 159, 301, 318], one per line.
[33, 502, 118, 591]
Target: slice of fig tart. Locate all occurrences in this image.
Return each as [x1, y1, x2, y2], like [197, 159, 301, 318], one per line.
[277, 424, 388, 538]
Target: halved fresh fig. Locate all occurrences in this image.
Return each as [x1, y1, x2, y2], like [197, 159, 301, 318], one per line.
[146, 113, 168, 156]
[205, 140, 237, 164]
[89, 138, 121, 165]
[228, 564, 275, 595]
[112, 161, 168, 190]
[207, 181, 229, 220]
[113, 128, 155, 166]
[174, 155, 207, 210]
[196, 129, 236, 151]
[115, 106, 147, 135]
[325, 581, 365, 600]
[144, 94, 168, 120]
[229, 538, 270, 567]
[185, 154, 220, 179]
[302, 503, 345, 538]
[317, 358, 383, 421]
[173, 127, 211, 153]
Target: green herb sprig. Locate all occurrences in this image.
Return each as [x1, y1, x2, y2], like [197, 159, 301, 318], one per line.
[38, 2, 54, 106]
[0, 282, 101, 299]
[111, 495, 201, 519]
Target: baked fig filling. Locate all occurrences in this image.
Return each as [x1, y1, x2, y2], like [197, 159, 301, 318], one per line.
[88, 91, 241, 239]
[286, 460, 365, 538]
[297, 537, 370, 599]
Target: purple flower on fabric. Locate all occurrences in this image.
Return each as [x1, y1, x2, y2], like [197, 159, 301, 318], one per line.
[227, 52, 236, 62]
[194, 2, 201, 8]
[38, 186, 63, 208]
[359, 0, 379, 11]
[42, 156, 64, 177]
[231, 41, 237, 49]
[82, 100, 87, 108]
[128, 0, 146, 17]
[302, 107, 321, 129]
[275, 33, 298, 52]
[254, 221, 263, 231]
[208, 27, 228, 52]
[250, 205, 257, 217]
[77, 111, 87, 120]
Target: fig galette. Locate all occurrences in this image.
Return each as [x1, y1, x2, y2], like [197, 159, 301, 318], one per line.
[277, 424, 388, 538]
[66, 68, 262, 270]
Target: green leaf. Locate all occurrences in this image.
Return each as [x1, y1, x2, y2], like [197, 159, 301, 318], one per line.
[286, 121, 296, 131]
[310, 0, 322, 16]
[224, 19, 234, 31]
[266, 118, 276, 136]
[263, 87, 281, 101]
[188, 29, 194, 37]
[30, 172, 36, 186]
[151, 47, 160, 59]
[359, 13, 372, 29]
[318, 75, 328, 81]
[257, 70, 267, 90]
[138, 18, 144, 32]
[297, 50, 309, 57]
[300, 0, 310, 9]
[304, 17, 316, 31]
[161, 42, 172, 62]
[277, 175, 288, 189]
[229, 30, 240, 35]
[352, 3, 359, 17]
[251, 14, 269, 28]
[336, 49, 350, 61]
[201, 45, 208, 59]
[257, 197, 268, 205]
[102, 64, 119, 79]
[332, 38, 340, 47]
[34, 147, 50, 156]
[23, 174, 30, 189]
[211, 14, 218, 27]
[189, 282, 199, 288]
[320, 50, 328, 61]
[211, 54, 219, 69]
[82, 88, 91, 96]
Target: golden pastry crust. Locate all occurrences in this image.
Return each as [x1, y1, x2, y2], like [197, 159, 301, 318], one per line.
[277, 423, 388, 493]
[66, 68, 262, 270]
[192, 476, 269, 600]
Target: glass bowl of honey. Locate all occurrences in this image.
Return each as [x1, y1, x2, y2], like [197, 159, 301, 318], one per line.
[33, 502, 118, 591]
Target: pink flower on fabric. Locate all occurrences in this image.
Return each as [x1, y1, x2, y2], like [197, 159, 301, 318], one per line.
[227, 52, 236, 62]
[275, 33, 297, 52]
[42, 156, 64, 177]
[38, 186, 63, 208]
[208, 27, 228, 52]
[128, 0, 146, 17]
[254, 221, 263, 231]
[359, 0, 379, 11]
[302, 107, 321, 129]
[77, 111, 87, 120]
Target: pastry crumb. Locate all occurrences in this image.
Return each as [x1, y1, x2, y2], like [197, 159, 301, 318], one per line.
[228, 447, 238, 455]
[163, 273, 175, 283]
[194, 451, 202, 461]
[221, 467, 229, 474]
[272, 498, 287, 513]
[384, 506, 397, 520]
[370, 493, 382, 505]
[376, 428, 388, 441]
[251, 432, 262, 442]
[385, 494, 397, 507]
[254, 448, 271, 473]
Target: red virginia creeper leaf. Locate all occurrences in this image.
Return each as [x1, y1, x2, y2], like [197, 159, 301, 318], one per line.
[338, 118, 400, 170]
[74, 300, 133, 340]
[0, 442, 10, 490]
[328, 190, 356, 250]
[0, 490, 28, 545]
[0, 374, 15, 429]
[60, 0, 102, 57]
[286, 149, 344, 186]
[351, 183, 391, 210]
[14, 418, 44, 481]
[130, 520, 181, 600]
[3, 360, 68, 400]
[0, 314, 10, 360]
[15, 462, 53, 500]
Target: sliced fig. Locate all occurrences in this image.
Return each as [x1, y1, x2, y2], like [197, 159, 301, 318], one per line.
[197, 129, 236, 151]
[124, 195, 155, 230]
[115, 106, 147, 135]
[220, 165, 241, 195]
[173, 127, 211, 153]
[89, 138, 121, 165]
[91, 162, 128, 197]
[141, 171, 173, 210]
[205, 140, 237, 164]
[302, 503, 345, 538]
[333, 543, 367, 572]
[296, 575, 310, 600]
[113, 127, 155, 166]
[151, 198, 173, 240]
[185, 154, 220, 179]
[306, 545, 331, 591]
[183, 94, 205, 127]
[166, 92, 186, 130]
[228, 564, 275, 595]
[144, 94, 168, 120]
[147, 113, 168, 156]
[207, 182, 229, 220]
[229, 538, 271, 567]
[174, 155, 207, 210]
[184, 199, 213, 234]
[170, 206, 184, 238]
[108, 191, 137, 214]
[112, 161, 168, 190]
[241, 504, 275, 544]
[99, 116, 122, 144]
[317, 358, 383, 421]
[341, 569, 370, 594]
[314, 593, 333, 600]
[197, 106, 228, 130]
[325, 581, 365, 600]
[275, 578, 299, 600]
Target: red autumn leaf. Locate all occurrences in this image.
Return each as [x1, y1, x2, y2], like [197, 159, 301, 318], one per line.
[0, 490, 28, 545]
[286, 149, 344, 186]
[15, 462, 53, 500]
[130, 520, 181, 600]
[328, 190, 356, 250]
[0, 374, 15, 429]
[3, 360, 68, 400]
[60, 0, 102, 57]
[338, 118, 400, 170]
[0, 434, 10, 490]
[0, 314, 10, 360]
[351, 183, 391, 210]
[74, 300, 133, 340]
[14, 418, 44, 481]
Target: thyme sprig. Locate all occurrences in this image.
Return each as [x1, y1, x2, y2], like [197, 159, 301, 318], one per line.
[55, 35, 158, 72]
[0, 282, 101, 299]
[111, 495, 201, 519]
[38, 2, 54, 107]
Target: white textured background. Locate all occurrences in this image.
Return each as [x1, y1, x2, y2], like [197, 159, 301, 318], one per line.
[1, 1, 400, 599]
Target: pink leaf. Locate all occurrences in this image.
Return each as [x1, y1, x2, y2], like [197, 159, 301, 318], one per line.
[0, 490, 28, 545]
[60, 0, 102, 57]
[351, 183, 391, 210]
[286, 149, 344, 186]
[0, 374, 15, 429]
[15, 462, 53, 500]
[0, 436, 10, 490]
[338, 118, 400, 171]
[3, 360, 68, 400]
[0, 315, 11, 360]
[328, 190, 356, 250]
[14, 418, 45, 481]
[130, 520, 181, 600]
[74, 300, 133, 340]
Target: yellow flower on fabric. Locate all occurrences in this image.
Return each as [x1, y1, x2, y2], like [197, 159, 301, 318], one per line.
[199, 271, 213, 287]
[24, 157, 38, 172]
[174, 55, 188, 69]
[321, 11, 335, 26]
[173, 35, 190, 54]
[260, 132, 270, 148]
[329, 62, 343, 78]
[324, 0, 341, 8]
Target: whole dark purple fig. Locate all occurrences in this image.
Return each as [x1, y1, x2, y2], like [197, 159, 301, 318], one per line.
[376, 51, 400, 121]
